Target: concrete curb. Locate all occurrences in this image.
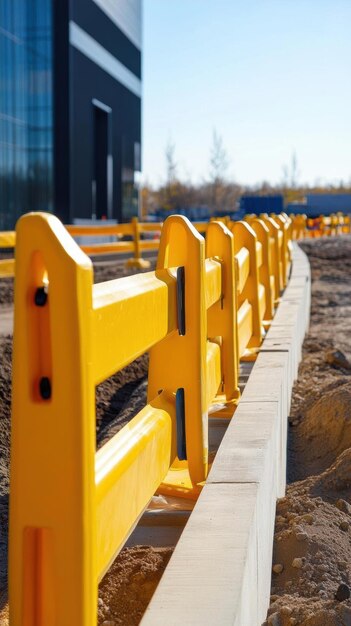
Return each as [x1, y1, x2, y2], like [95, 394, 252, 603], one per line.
[141, 243, 311, 626]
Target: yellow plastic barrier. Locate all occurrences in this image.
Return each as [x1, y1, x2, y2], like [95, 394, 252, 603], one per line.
[259, 215, 283, 302]
[290, 214, 307, 240]
[270, 214, 292, 287]
[148, 217, 240, 493]
[231, 221, 263, 359]
[0, 231, 16, 278]
[0, 258, 15, 278]
[9, 212, 240, 624]
[249, 218, 275, 325]
[9, 208, 348, 624]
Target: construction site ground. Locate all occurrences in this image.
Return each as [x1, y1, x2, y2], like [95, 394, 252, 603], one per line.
[1, 236, 351, 625]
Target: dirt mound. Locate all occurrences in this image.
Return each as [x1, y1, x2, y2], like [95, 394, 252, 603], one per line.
[266, 468, 351, 625]
[98, 546, 172, 625]
[291, 383, 351, 480]
[315, 448, 351, 495]
[266, 236, 351, 626]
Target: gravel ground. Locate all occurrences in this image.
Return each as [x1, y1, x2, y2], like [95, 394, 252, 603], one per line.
[265, 236, 351, 626]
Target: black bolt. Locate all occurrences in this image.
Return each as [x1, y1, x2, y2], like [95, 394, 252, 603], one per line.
[34, 286, 48, 307]
[39, 377, 51, 400]
[335, 583, 350, 602]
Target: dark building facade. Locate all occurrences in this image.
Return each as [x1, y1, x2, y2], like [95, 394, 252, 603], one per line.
[0, 0, 142, 229]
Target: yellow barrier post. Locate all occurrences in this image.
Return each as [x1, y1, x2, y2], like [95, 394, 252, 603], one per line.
[125, 216, 151, 269]
[206, 221, 240, 404]
[10, 213, 97, 625]
[260, 215, 283, 302]
[249, 218, 275, 324]
[231, 220, 263, 359]
[148, 215, 212, 491]
[10, 213, 178, 625]
[270, 214, 292, 287]
[290, 214, 307, 240]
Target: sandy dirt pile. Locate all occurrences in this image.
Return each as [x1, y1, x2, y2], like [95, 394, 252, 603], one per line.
[98, 547, 172, 625]
[264, 236, 351, 626]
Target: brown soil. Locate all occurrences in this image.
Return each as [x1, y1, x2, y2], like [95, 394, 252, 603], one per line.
[98, 546, 173, 625]
[265, 236, 351, 626]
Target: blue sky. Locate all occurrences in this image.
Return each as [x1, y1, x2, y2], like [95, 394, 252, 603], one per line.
[142, 0, 351, 187]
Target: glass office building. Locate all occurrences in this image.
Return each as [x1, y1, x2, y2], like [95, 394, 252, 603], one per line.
[0, 0, 53, 229]
[0, 0, 142, 229]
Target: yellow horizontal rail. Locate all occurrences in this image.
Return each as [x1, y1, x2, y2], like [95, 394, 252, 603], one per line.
[237, 299, 253, 357]
[92, 270, 177, 384]
[96, 392, 176, 580]
[205, 341, 222, 407]
[204, 258, 222, 309]
[0, 258, 15, 278]
[235, 247, 250, 294]
[81, 241, 135, 255]
[0, 231, 16, 247]
[66, 223, 133, 236]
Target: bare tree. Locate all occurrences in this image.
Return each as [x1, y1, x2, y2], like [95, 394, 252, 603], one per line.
[209, 130, 230, 212]
[282, 150, 300, 188]
[165, 139, 177, 186]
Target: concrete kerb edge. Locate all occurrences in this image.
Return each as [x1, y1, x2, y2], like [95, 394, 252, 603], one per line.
[140, 244, 311, 626]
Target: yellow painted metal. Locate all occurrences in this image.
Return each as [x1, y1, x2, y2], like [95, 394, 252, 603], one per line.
[0, 258, 15, 278]
[231, 221, 262, 355]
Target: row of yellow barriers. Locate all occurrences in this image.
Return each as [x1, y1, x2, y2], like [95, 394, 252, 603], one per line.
[0, 217, 208, 278]
[1, 211, 350, 280]
[289, 212, 351, 239]
[9, 210, 294, 625]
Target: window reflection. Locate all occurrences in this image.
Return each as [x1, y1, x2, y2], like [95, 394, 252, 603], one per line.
[0, 0, 53, 229]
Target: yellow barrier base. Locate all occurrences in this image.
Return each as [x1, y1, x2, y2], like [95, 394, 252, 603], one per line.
[240, 347, 260, 361]
[125, 257, 151, 270]
[157, 467, 204, 501]
[209, 395, 239, 419]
